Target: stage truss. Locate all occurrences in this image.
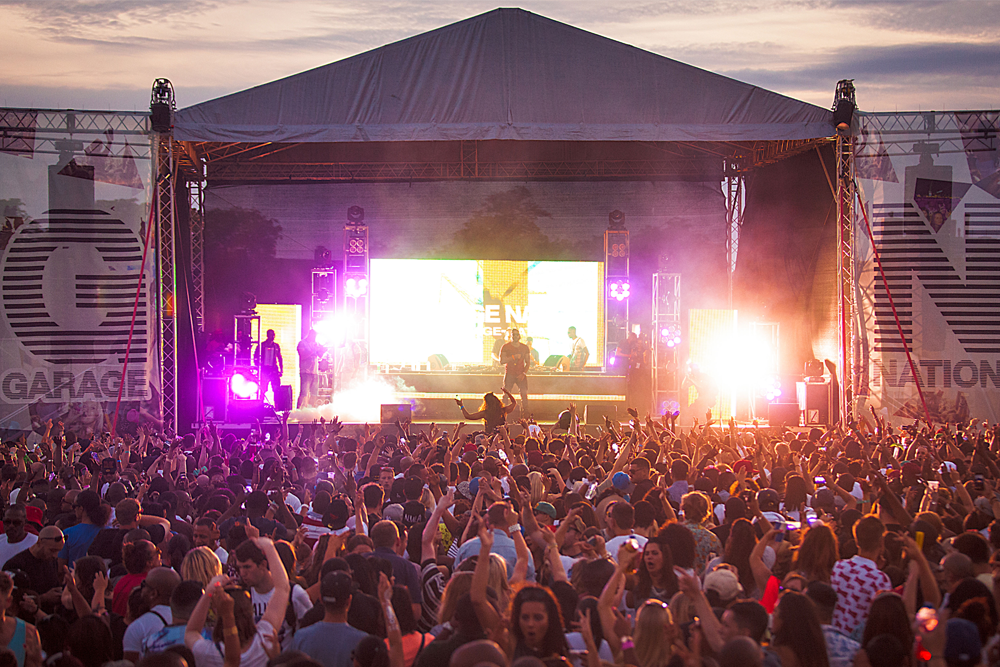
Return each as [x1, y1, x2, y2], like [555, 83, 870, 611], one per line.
[160, 132, 835, 429]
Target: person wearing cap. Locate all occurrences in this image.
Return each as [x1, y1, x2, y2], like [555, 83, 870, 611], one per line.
[4, 526, 63, 600]
[944, 617, 982, 667]
[291, 571, 371, 667]
[0, 505, 36, 568]
[533, 502, 557, 529]
[704, 568, 743, 607]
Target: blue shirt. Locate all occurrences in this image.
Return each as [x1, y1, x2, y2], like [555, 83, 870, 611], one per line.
[366, 547, 423, 604]
[454, 529, 536, 582]
[59, 523, 102, 566]
[291, 621, 370, 667]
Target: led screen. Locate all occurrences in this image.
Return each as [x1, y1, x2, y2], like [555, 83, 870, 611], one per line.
[369, 259, 604, 367]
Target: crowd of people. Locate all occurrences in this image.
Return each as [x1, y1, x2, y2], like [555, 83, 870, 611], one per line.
[0, 403, 999, 667]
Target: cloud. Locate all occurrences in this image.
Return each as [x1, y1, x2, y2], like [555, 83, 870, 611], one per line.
[714, 42, 1000, 109]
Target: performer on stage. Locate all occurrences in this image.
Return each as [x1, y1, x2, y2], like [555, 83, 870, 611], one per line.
[254, 329, 283, 402]
[567, 326, 589, 370]
[499, 328, 530, 416]
[296, 329, 326, 408]
[456, 388, 516, 434]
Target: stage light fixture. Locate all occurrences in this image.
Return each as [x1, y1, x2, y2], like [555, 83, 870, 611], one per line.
[608, 210, 626, 230]
[347, 206, 365, 224]
[345, 276, 369, 298]
[831, 79, 856, 133]
[229, 370, 260, 401]
[660, 323, 682, 348]
[609, 280, 630, 301]
[313, 314, 350, 348]
[659, 398, 681, 418]
[149, 78, 175, 134]
[761, 376, 782, 402]
[239, 292, 257, 314]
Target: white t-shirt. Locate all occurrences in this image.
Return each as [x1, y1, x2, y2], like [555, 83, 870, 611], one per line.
[123, 605, 172, 654]
[193, 619, 274, 667]
[215, 546, 229, 565]
[605, 534, 648, 563]
[0, 533, 37, 568]
[250, 584, 312, 648]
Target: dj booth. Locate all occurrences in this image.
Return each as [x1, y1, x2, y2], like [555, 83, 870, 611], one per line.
[377, 367, 626, 423]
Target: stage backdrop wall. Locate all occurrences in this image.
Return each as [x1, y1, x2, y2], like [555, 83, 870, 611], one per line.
[0, 111, 158, 439]
[855, 111, 1000, 423]
[203, 179, 730, 346]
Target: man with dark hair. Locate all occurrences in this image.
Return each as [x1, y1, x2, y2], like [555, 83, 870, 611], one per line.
[952, 532, 993, 588]
[720, 600, 769, 644]
[605, 501, 648, 561]
[219, 490, 295, 542]
[192, 517, 228, 565]
[831, 515, 891, 635]
[807, 581, 860, 667]
[448, 639, 508, 667]
[291, 571, 370, 667]
[235, 539, 313, 647]
[719, 637, 763, 667]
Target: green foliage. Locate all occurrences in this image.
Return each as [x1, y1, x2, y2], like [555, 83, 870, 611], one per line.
[445, 186, 558, 259]
[205, 206, 282, 265]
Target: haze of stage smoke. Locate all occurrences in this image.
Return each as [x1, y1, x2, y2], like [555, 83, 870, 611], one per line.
[287, 375, 412, 424]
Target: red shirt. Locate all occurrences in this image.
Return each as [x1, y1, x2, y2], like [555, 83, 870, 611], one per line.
[112, 572, 147, 616]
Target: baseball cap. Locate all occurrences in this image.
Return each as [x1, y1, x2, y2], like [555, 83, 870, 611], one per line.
[704, 568, 743, 601]
[945, 618, 982, 664]
[757, 489, 780, 511]
[402, 501, 427, 527]
[320, 571, 353, 606]
[534, 502, 557, 519]
[383, 503, 404, 523]
[613, 472, 631, 490]
[469, 477, 481, 497]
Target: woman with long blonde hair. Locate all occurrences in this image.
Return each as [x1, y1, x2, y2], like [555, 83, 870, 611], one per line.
[181, 547, 223, 588]
[634, 599, 677, 667]
[528, 471, 546, 506]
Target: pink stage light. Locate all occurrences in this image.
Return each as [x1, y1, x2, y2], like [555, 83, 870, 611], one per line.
[609, 280, 630, 301]
[345, 276, 369, 298]
[230, 371, 260, 401]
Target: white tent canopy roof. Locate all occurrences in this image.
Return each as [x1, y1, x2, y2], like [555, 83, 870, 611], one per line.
[174, 8, 833, 144]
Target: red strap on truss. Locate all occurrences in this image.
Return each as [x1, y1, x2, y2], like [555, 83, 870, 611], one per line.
[855, 190, 933, 424]
[111, 193, 157, 435]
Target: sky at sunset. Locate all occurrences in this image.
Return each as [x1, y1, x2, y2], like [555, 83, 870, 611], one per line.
[0, 0, 997, 113]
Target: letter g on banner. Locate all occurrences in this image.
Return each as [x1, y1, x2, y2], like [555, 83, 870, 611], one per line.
[0, 209, 150, 397]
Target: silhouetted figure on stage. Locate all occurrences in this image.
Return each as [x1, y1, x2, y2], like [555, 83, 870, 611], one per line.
[499, 328, 531, 416]
[617, 332, 651, 415]
[254, 329, 284, 403]
[297, 329, 326, 408]
[567, 326, 589, 370]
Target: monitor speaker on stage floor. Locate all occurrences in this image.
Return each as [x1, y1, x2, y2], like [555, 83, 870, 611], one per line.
[768, 403, 801, 428]
[543, 354, 563, 368]
[584, 404, 618, 425]
[381, 404, 412, 424]
[428, 354, 449, 370]
[275, 385, 292, 412]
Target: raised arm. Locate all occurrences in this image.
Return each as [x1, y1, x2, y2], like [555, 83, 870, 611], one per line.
[257, 538, 291, 631]
[378, 573, 405, 667]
